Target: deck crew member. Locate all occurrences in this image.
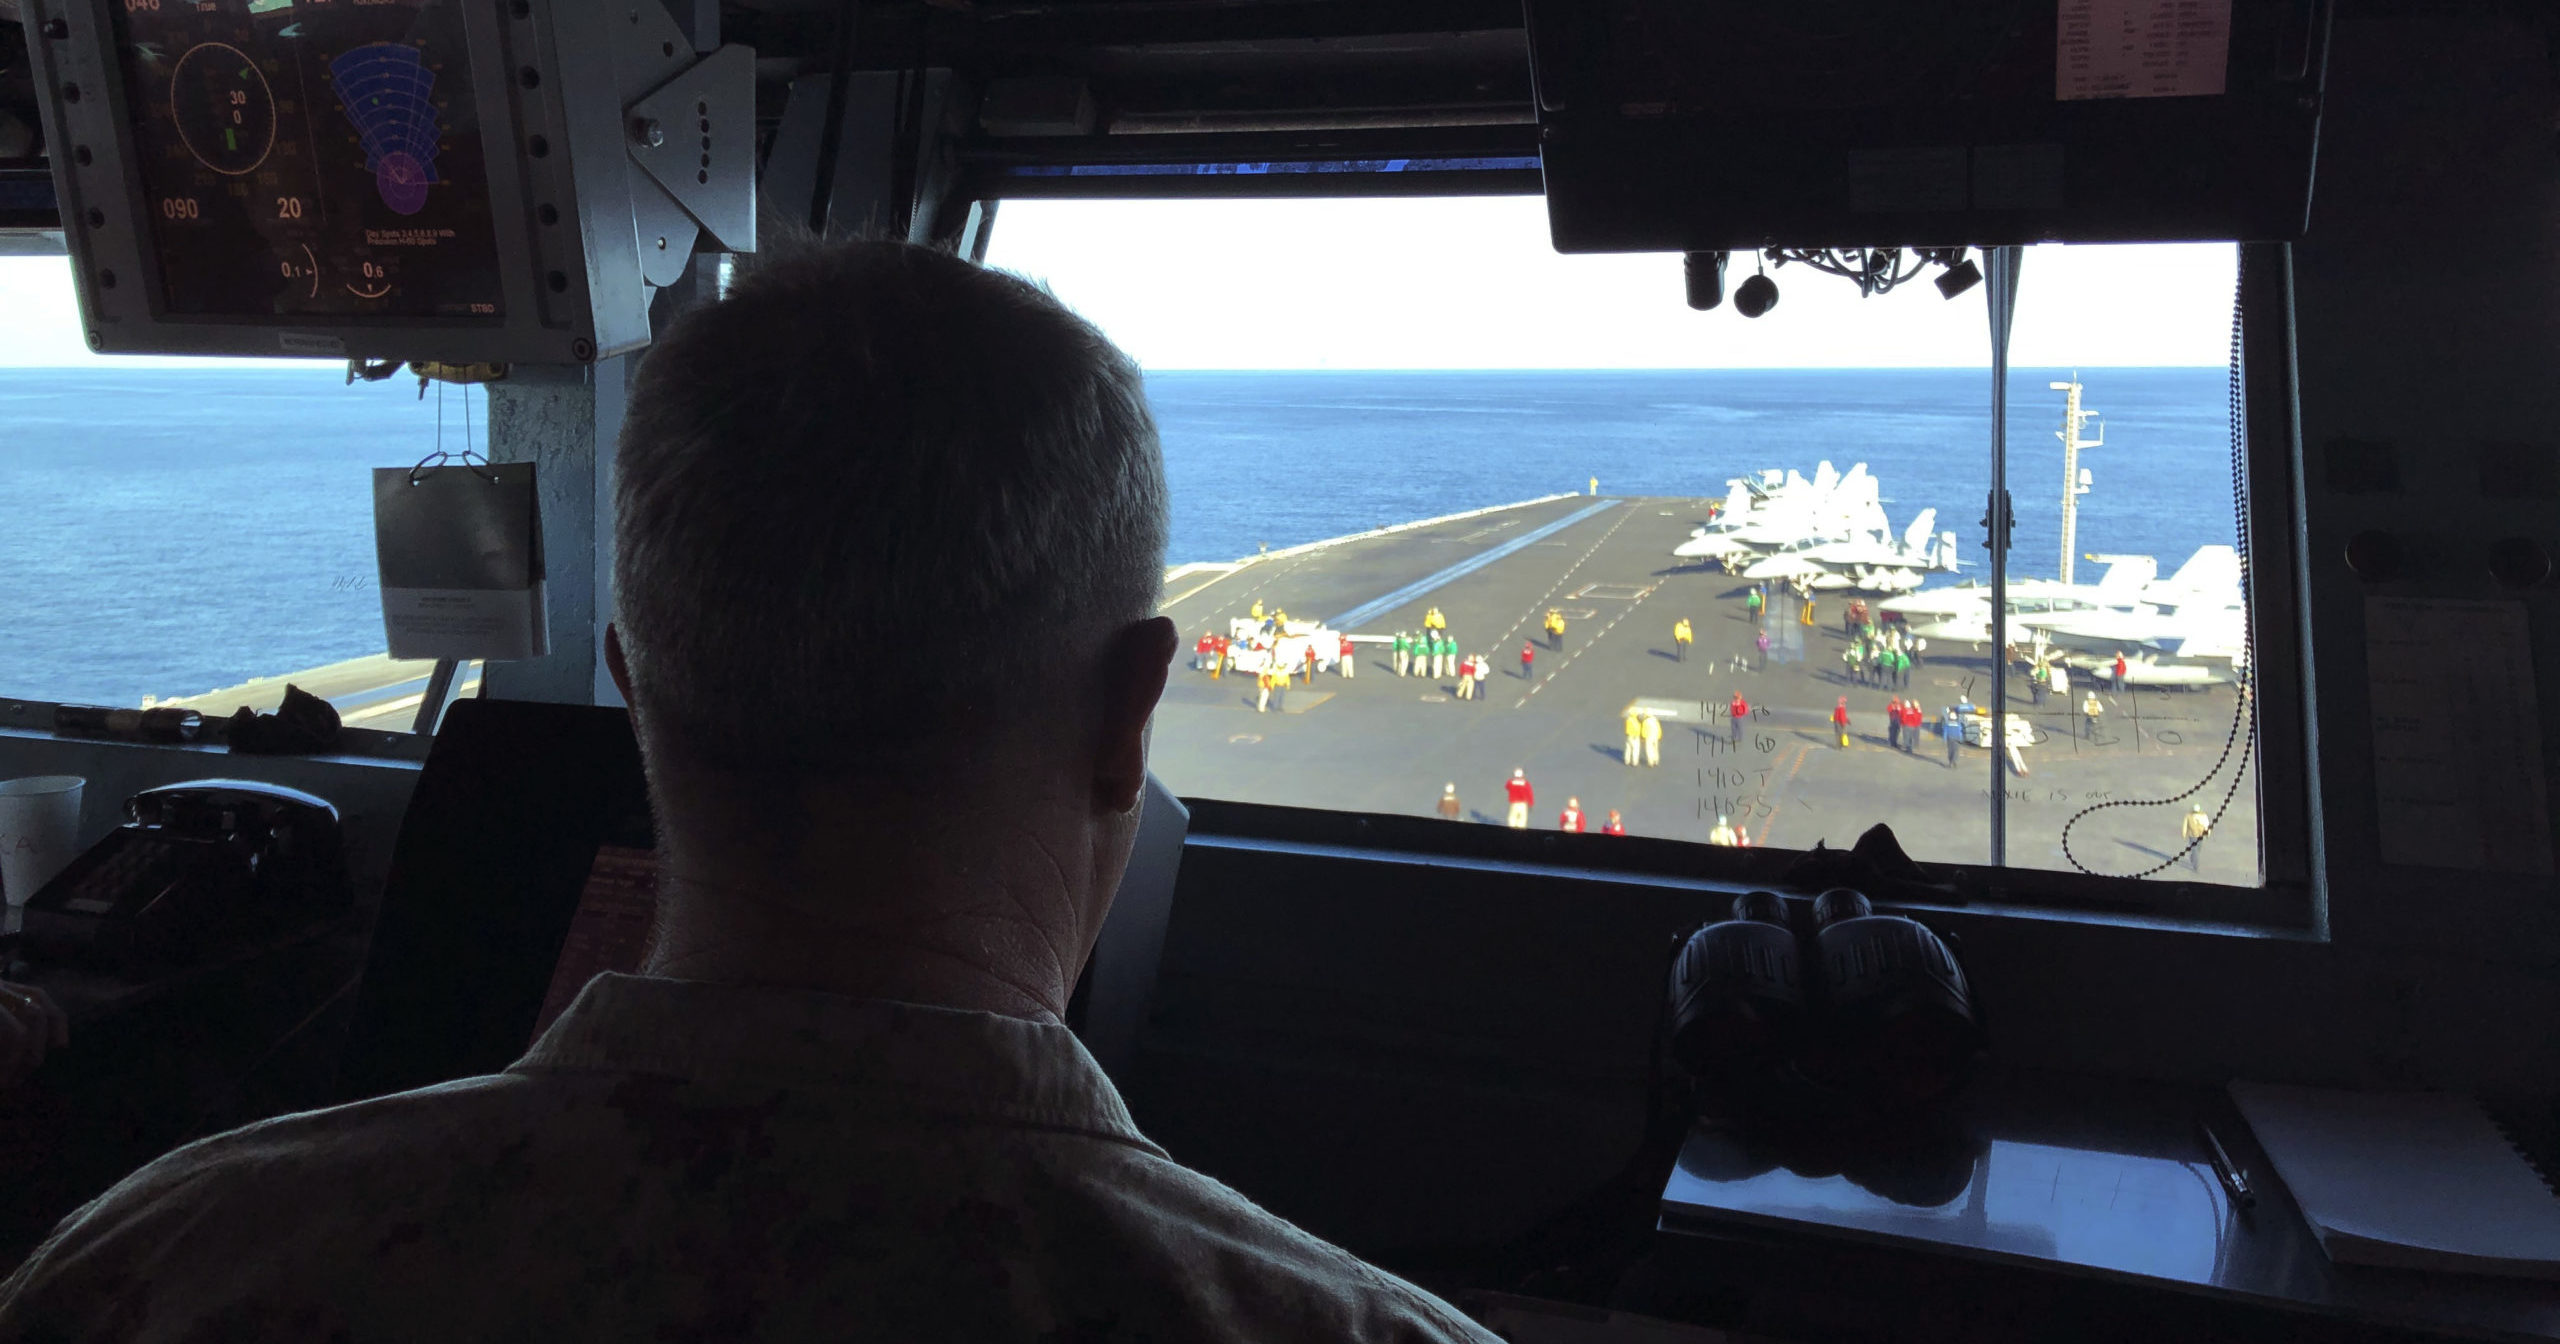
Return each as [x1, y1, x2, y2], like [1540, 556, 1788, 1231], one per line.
[2082, 690, 2105, 740]
[1833, 697, 1852, 748]
[2114, 651, 2129, 690]
[1559, 798, 1585, 833]
[2182, 802, 2212, 870]
[1943, 709, 1966, 766]
[1544, 609, 1566, 649]
[1673, 617, 1693, 661]
[1624, 711, 1644, 766]
[1708, 815, 1738, 846]
[1519, 642, 1536, 679]
[1250, 598, 1265, 622]
[1393, 631, 1411, 677]
[1338, 633, 1355, 679]
[1603, 810, 1626, 836]
[1256, 666, 1275, 713]
[1505, 769, 1535, 828]
[0, 238, 1508, 1344]
[1754, 628, 1770, 671]
[1437, 783, 1462, 821]
[1729, 692, 1749, 745]
[1745, 587, 1764, 623]
[1901, 700, 1923, 753]
[1642, 712, 1663, 768]
[1886, 696, 1905, 751]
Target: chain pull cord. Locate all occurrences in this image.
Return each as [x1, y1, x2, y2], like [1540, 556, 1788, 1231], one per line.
[2060, 251, 2259, 878]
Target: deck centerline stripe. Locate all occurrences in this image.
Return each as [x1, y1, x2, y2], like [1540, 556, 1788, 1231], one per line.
[1324, 500, 1618, 632]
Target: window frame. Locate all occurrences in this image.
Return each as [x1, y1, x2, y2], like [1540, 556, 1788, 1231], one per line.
[979, 183, 2318, 932]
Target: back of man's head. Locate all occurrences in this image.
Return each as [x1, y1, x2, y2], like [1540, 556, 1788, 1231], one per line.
[613, 239, 1169, 779]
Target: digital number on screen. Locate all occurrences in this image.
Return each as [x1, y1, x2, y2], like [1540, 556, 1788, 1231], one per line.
[113, 0, 504, 319]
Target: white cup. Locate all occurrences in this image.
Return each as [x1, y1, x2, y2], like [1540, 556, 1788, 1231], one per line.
[0, 776, 88, 920]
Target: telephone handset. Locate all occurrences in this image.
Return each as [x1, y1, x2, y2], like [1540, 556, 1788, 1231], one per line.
[20, 780, 351, 974]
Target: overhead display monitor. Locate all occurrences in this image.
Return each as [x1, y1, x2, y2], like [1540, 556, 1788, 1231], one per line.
[24, 0, 757, 362]
[111, 0, 504, 321]
[1522, 0, 2331, 252]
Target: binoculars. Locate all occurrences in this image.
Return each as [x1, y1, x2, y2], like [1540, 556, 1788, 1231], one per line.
[1667, 887, 1986, 1120]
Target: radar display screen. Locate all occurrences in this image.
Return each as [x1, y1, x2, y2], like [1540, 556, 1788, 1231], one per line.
[112, 0, 503, 320]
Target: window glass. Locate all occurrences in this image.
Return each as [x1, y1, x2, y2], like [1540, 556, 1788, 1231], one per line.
[985, 197, 2253, 883]
[1, 254, 478, 730]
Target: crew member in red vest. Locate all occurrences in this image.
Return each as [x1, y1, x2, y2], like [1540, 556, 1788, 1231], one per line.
[1832, 696, 1852, 748]
[1519, 642, 1536, 680]
[1338, 633, 1355, 679]
[2113, 651, 2129, 689]
[1504, 768, 1535, 829]
[1559, 797, 1585, 832]
[1602, 809, 1626, 836]
[1728, 691, 1749, 744]
[1194, 632, 1216, 670]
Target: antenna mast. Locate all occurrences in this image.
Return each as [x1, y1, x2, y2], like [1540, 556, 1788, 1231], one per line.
[2050, 375, 2102, 584]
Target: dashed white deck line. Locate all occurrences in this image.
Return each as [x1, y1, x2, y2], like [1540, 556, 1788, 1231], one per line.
[1515, 588, 1654, 708]
[1492, 504, 1637, 651]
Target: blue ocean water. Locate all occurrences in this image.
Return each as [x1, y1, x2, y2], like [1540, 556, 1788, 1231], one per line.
[0, 365, 2235, 707]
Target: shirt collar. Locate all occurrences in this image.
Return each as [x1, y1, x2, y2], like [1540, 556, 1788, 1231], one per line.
[513, 972, 1163, 1154]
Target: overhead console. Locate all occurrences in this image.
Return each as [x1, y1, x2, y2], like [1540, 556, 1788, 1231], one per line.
[1523, 0, 2331, 251]
[21, 0, 754, 361]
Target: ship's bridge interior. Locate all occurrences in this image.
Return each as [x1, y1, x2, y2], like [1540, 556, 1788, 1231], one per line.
[1, 1, 2558, 1339]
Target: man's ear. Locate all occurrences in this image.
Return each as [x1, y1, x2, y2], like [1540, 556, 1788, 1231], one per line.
[1095, 615, 1178, 812]
[605, 623, 637, 706]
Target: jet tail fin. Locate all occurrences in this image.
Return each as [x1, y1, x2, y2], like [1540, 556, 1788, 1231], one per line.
[2093, 555, 2161, 602]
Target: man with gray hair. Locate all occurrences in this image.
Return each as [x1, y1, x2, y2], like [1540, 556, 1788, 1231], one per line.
[0, 239, 1499, 1343]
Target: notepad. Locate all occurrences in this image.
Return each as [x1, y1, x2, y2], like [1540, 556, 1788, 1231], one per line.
[2230, 1081, 2560, 1280]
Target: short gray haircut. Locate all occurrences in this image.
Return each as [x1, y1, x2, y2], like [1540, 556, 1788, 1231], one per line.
[613, 238, 1168, 774]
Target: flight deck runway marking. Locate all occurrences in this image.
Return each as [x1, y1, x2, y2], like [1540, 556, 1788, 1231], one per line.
[1324, 499, 1617, 631]
[1492, 505, 1639, 649]
[1515, 588, 1654, 707]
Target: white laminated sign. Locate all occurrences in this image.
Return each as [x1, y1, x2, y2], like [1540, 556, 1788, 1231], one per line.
[2056, 0, 2233, 101]
[372, 459, 548, 661]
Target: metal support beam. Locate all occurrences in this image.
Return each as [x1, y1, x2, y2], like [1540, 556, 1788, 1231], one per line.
[477, 362, 628, 707]
[1985, 245, 2023, 870]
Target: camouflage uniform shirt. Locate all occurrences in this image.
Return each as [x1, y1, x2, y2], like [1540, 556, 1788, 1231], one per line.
[0, 971, 1500, 1343]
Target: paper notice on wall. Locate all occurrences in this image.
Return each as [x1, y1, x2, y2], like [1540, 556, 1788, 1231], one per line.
[2056, 0, 2233, 101]
[2366, 597, 2554, 874]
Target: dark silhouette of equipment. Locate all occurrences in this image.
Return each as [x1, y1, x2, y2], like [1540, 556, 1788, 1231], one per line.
[1682, 249, 1728, 310]
[1667, 887, 1984, 1121]
[1733, 272, 1779, 318]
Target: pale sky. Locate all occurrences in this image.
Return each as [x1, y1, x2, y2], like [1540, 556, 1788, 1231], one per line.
[0, 195, 2235, 368]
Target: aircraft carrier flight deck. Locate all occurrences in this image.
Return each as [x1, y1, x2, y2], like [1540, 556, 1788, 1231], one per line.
[1149, 493, 2259, 883]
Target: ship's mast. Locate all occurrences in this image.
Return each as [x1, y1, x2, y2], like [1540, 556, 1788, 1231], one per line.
[2050, 375, 2102, 584]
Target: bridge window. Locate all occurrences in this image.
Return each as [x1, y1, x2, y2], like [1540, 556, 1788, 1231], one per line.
[0, 253, 475, 732]
[985, 197, 2259, 890]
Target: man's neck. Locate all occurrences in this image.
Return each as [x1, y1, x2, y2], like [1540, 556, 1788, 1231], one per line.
[633, 797, 1096, 1023]
[639, 875, 1073, 1021]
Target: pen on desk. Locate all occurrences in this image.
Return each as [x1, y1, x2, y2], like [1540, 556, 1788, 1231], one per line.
[2197, 1119, 2256, 1208]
